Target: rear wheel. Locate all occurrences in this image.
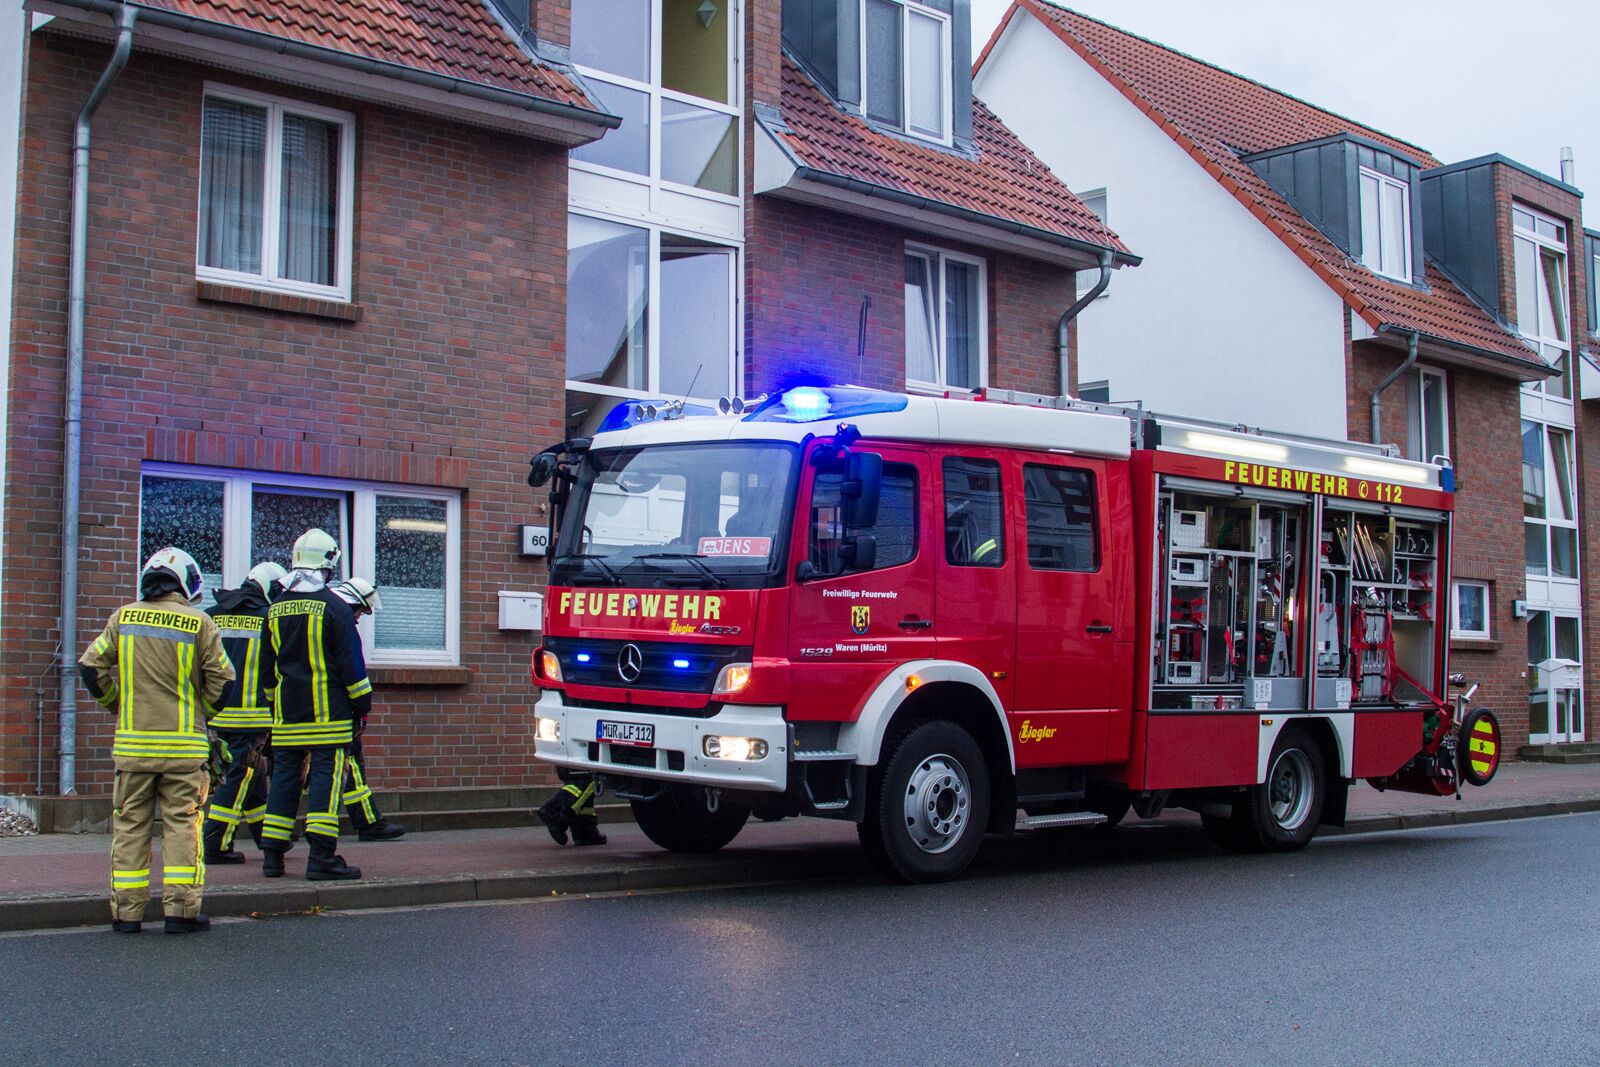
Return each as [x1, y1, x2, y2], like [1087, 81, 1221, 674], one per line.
[1206, 727, 1327, 853]
[630, 785, 750, 853]
[858, 721, 991, 884]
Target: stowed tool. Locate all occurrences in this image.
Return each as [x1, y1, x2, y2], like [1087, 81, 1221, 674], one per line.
[1368, 673, 1502, 797]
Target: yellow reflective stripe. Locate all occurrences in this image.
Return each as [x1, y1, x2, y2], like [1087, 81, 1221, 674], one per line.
[348, 677, 372, 699]
[90, 633, 110, 656]
[269, 616, 283, 719]
[94, 690, 118, 708]
[118, 634, 134, 731]
[179, 641, 196, 733]
[244, 631, 261, 707]
[309, 613, 329, 723]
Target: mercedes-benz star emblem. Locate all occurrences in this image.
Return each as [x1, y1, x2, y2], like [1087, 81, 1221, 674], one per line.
[617, 643, 644, 683]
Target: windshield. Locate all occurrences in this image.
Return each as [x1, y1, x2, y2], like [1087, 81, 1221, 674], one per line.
[553, 442, 799, 589]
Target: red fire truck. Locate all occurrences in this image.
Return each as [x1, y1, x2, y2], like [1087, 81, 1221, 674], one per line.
[527, 386, 1501, 882]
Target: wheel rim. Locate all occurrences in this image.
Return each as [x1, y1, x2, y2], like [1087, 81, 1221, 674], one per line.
[902, 752, 972, 854]
[1267, 748, 1315, 831]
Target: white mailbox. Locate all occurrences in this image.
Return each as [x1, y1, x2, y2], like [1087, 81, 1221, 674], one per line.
[498, 591, 543, 632]
[1536, 657, 1582, 691]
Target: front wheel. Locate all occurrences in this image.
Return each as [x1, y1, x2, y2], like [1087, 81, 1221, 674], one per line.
[858, 721, 991, 884]
[1207, 727, 1327, 853]
[630, 785, 750, 853]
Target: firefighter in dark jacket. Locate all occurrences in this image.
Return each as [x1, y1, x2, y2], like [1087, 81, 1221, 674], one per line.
[330, 577, 404, 842]
[202, 561, 287, 864]
[79, 547, 234, 933]
[257, 529, 368, 881]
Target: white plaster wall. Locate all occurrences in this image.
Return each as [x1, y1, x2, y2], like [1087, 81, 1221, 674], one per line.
[976, 15, 1351, 439]
[0, 2, 26, 613]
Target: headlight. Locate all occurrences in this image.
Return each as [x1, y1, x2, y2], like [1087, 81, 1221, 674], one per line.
[712, 662, 752, 696]
[704, 735, 768, 761]
[535, 716, 561, 743]
[536, 649, 562, 684]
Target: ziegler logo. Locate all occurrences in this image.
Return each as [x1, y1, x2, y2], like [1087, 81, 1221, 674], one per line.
[1018, 719, 1058, 744]
[851, 605, 870, 635]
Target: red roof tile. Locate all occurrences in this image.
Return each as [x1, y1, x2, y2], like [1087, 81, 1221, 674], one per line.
[1015, 0, 1541, 367]
[131, 0, 597, 112]
[770, 53, 1130, 259]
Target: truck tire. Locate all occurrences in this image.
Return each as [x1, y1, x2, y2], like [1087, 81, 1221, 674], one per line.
[630, 785, 750, 853]
[1223, 727, 1327, 853]
[858, 721, 991, 884]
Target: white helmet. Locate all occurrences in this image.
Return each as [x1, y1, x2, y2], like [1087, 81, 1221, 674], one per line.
[291, 528, 341, 572]
[141, 547, 205, 603]
[332, 577, 382, 613]
[244, 561, 288, 598]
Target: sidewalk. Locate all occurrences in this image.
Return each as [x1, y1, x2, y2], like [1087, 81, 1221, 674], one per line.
[5, 762, 1599, 932]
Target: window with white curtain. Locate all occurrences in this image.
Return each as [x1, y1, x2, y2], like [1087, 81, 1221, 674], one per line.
[197, 86, 355, 301]
[1358, 167, 1411, 282]
[1514, 204, 1571, 398]
[862, 0, 952, 144]
[905, 245, 986, 391]
[138, 467, 460, 665]
[1403, 366, 1449, 463]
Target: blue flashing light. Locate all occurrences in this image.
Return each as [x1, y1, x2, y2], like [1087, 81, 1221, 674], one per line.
[596, 398, 721, 434]
[672, 658, 691, 670]
[1439, 466, 1455, 493]
[746, 386, 910, 425]
[575, 653, 592, 664]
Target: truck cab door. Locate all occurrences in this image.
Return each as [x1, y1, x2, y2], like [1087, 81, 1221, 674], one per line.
[1010, 456, 1132, 766]
[936, 451, 1015, 708]
[787, 444, 938, 720]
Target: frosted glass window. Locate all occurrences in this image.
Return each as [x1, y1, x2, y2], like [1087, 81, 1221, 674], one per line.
[375, 496, 448, 652]
[251, 489, 346, 576]
[139, 476, 225, 607]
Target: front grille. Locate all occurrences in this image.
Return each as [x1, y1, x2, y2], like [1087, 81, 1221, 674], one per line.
[546, 637, 749, 695]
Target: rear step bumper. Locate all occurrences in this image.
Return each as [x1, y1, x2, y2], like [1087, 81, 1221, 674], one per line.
[1015, 811, 1108, 832]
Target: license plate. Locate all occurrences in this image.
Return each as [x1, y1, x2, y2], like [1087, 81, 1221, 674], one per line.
[596, 719, 655, 747]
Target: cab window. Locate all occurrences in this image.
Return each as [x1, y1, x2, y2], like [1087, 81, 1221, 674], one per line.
[1024, 464, 1097, 570]
[943, 457, 1004, 567]
[810, 462, 918, 574]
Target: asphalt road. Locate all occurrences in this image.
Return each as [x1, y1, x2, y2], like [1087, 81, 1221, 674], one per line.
[4, 814, 1596, 1066]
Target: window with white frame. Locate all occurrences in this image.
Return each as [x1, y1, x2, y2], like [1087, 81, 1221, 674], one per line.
[1451, 580, 1490, 639]
[565, 212, 738, 436]
[569, 0, 740, 198]
[1528, 609, 1584, 743]
[197, 86, 355, 301]
[1522, 419, 1578, 580]
[906, 246, 986, 392]
[1359, 167, 1411, 282]
[862, 0, 953, 143]
[138, 467, 460, 665]
[1403, 366, 1449, 463]
[1515, 205, 1571, 398]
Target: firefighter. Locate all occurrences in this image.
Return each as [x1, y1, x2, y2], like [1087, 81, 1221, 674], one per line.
[329, 577, 405, 842]
[537, 774, 606, 847]
[257, 529, 367, 881]
[79, 547, 234, 934]
[201, 561, 287, 864]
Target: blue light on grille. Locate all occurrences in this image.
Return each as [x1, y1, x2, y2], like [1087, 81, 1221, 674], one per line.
[672, 658, 691, 669]
[575, 653, 592, 663]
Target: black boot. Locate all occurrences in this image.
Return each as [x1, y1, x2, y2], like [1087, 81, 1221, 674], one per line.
[262, 846, 287, 878]
[306, 837, 361, 881]
[571, 814, 607, 847]
[536, 790, 576, 846]
[205, 847, 246, 864]
[357, 819, 406, 842]
[164, 914, 211, 934]
[110, 920, 142, 934]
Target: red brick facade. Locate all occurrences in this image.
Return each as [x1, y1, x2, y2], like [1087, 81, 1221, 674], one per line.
[2, 32, 571, 792]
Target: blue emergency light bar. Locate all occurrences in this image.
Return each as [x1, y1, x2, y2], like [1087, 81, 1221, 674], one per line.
[597, 398, 721, 434]
[744, 386, 908, 424]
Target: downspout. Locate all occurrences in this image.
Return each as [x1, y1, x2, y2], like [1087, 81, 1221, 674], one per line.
[59, 4, 137, 795]
[1369, 329, 1419, 446]
[1057, 250, 1113, 398]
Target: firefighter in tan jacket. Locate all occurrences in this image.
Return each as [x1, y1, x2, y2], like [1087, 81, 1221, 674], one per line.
[79, 547, 234, 934]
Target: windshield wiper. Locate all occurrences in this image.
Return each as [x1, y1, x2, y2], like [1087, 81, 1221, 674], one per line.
[633, 551, 728, 589]
[560, 552, 623, 586]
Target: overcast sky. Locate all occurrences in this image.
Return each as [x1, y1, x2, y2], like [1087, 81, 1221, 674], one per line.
[972, 0, 1598, 197]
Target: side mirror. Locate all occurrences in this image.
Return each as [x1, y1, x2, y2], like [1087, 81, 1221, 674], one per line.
[527, 452, 558, 488]
[841, 451, 882, 529]
[840, 533, 877, 571]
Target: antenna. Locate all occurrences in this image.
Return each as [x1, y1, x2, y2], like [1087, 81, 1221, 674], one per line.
[674, 363, 704, 419]
[856, 295, 871, 385]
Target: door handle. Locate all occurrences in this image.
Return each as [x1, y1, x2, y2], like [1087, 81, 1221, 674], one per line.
[899, 617, 933, 630]
[1085, 623, 1114, 635]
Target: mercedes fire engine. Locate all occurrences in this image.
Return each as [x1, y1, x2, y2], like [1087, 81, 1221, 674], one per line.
[527, 386, 1501, 883]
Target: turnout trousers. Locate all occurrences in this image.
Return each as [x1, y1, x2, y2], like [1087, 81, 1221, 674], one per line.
[203, 731, 268, 852]
[110, 764, 209, 921]
[261, 746, 346, 848]
[341, 736, 383, 831]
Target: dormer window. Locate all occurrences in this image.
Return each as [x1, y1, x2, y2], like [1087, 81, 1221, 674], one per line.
[862, 0, 952, 144]
[1359, 167, 1412, 282]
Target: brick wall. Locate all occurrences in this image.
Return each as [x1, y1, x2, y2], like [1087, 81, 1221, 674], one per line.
[1347, 340, 1530, 743]
[3, 33, 569, 793]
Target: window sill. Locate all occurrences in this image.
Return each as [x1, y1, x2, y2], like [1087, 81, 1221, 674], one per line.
[368, 665, 473, 687]
[1450, 638, 1501, 653]
[196, 280, 362, 322]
